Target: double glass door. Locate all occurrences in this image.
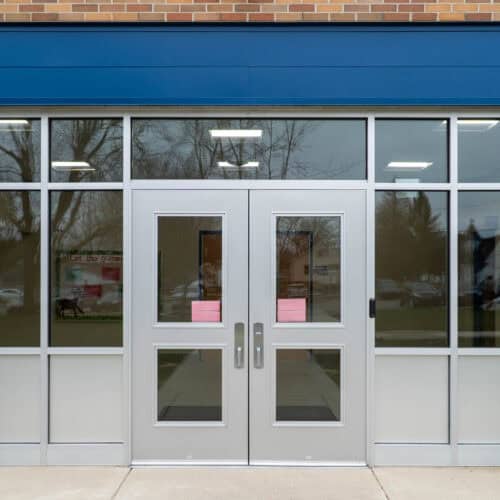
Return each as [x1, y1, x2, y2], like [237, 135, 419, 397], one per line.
[132, 189, 366, 465]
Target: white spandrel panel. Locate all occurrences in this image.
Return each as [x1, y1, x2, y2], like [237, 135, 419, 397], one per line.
[0, 355, 40, 443]
[375, 355, 448, 444]
[50, 355, 122, 443]
[458, 356, 500, 444]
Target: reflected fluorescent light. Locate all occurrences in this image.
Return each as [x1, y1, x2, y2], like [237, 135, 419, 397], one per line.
[217, 161, 259, 169]
[51, 161, 95, 172]
[210, 129, 262, 139]
[0, 119, 29, 125]
[458, 119, 499, 131]
[387, 161, 432, 170]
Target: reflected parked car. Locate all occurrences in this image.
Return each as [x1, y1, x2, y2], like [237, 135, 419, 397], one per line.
[400, 281, 444, 307]
[0, 288, 23, 310]
[376, 279, 402, 300]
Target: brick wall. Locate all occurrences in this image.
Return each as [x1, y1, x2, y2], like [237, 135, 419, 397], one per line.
[1, 0, 498, 23]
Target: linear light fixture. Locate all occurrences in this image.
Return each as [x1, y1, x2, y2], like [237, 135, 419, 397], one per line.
[217, 161, 259, 169]
[51, 161, 96, 172]
[387, 161, 433, 170]
[457, 119, 499, 131]
[0, 119, 29, 125]
[210, 129, 262, 139]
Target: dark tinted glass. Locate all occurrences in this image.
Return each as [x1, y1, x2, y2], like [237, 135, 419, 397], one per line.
[157, 349, 222, 422]
[459, 192, 500, 347]
[50, 119, 122, 182]
[276, 216, 341, 323]
[458, 119, 500, 182]
[50, 191, 122, 347]
[0, 120, 40, 182]
[0, 191, 40, 346]
[158, 216, 222, 323]
[375, 191, 448, 347]
[276, 349, 340, 421]
[376, 120, 448, 183]
[132, 119, 366, 180]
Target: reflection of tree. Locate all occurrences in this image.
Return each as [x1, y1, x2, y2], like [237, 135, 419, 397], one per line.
[0, 122, 40, 182]
[132, 119, 358, 180]
[0, 192, 40, 313]
[51, 119, 122, 182]
[376, 192, 447, 285]
[51, 191, 122, 255]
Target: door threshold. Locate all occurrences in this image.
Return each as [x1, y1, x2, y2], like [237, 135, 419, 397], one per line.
[132, 460, 367, 468]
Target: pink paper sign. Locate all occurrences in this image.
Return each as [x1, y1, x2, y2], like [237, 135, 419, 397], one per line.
[192, 300, 221, 322]
[277, 298, 306, 322]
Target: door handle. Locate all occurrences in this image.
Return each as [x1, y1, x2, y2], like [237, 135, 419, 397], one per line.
[253, 322, 264, 369]
[234, 322, 245, 369]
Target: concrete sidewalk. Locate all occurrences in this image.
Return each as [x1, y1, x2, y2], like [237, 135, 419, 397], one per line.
[1, 466, 500, 500]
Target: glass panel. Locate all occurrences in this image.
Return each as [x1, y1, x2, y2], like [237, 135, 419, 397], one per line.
[276, 349, 340, 422]
[50, 191, 122, 347]
[458, 119, 500, 182]
[132, 119, 366, 180]
[0, 119, 40, 182]
[375, 191, 448, 347]
[459, 192, 500, 347]
[158, 216, 222, 323]
[0, 191, 40, 346]
[276, 216, 340, 323]
[157, 349, 222, 422]
[50, 119, 123, 182]
[375, 120, 448, 183]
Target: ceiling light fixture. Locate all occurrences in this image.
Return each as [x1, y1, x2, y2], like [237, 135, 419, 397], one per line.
[210, 129, 262, 139]
[457, 119, 499, 131]
[0, 119, 29, 125]
[217, 161, 259, 169]
[51, 161, 96, 172]
[387, 161, 433, 170]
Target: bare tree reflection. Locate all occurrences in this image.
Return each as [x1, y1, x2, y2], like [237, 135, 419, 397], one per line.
[0, 191, 40, 346]
[50, 119, 122, 182]
[132, 119, 365, 180]
[0, 121, 40, 182]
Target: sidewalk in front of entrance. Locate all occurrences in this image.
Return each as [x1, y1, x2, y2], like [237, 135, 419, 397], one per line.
[1, 466, 500, 500]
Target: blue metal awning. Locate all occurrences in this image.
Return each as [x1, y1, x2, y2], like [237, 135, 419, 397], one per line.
[1, 24, 500, 106]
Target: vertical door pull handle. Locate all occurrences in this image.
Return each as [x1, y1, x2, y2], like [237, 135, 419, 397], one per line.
[234, 322, 245, 369]
[254, 322, 264, 369]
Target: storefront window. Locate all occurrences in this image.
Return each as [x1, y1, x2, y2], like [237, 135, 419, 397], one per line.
[459, 192, 500, 347]
[132, 119, 366, 180]
[50, 191, 123, 347]
[375, 191, 448, 347]
[458, 119, 500, 182]
[0, 191, 40, 346]
[50, 119, 123, 182]
[0, 119, 40, 182]
[375, 120, 448, 183]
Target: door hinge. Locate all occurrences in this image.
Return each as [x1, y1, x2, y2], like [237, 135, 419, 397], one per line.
[369, 298, 376, 319]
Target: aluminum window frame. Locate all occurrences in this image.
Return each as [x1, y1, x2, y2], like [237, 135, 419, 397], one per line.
[1, 108, 500, 466]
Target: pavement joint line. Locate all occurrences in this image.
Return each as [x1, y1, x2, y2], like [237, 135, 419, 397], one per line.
[110, 467, 132, 500]
[370, 467, 390, 500]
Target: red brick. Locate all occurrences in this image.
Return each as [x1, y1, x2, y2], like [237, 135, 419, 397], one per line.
[465, 12, 492, 20]
[372, 4, 397, 11]
[127, 3, 152, 11]
[72, 4, 98, 11]
[249, 12, 274, 19]
[19, 4, 44, 11]
[32, 12, 59, 19]
[289, 3, 314, 11]
[166, 12, 192, 19]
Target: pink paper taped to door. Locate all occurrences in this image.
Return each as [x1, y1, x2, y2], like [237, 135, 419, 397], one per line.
[191, 300, 221, 322]
[277, 298, 306, 322]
